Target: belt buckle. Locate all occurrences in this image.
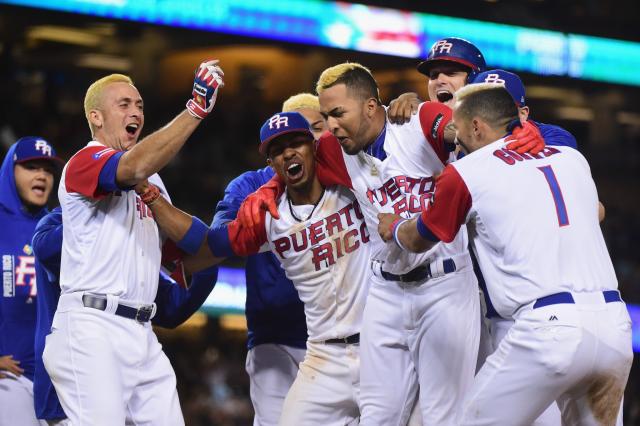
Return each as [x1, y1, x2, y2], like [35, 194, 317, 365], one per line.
[135, 305, 153, 323]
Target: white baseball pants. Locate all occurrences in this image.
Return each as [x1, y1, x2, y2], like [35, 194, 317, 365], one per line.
[43, 294, 183, 426]
[246, 343, 306, 426]
[0, 373, 47, 426]
[279, 340, 360, 425]
[462, 291, 633, 426]
[359, 263, 480, 426]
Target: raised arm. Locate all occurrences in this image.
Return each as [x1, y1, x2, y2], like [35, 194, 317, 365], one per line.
[115, 61, 224, 186]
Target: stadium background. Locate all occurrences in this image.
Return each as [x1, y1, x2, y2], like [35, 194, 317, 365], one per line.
[0, 0, 638, 424]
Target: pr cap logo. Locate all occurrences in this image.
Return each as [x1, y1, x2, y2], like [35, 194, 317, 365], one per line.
[432, 40, 453, 54]
[268, 114, 290, 130]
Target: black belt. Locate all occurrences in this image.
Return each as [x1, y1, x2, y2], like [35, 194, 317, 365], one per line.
[82, 294, 154, 323]
[533, 290, 622, 309]
[324, 333, 360, 344]
[380, 258, 456, 283]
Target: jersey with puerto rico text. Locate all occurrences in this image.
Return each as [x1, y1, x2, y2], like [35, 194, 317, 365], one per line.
[215, 185, 371, 343]
[58, 141, 169, 304]
[212, 167, 307, 350]
[420, 139, 617, 318]
[315, 102, 469, 275]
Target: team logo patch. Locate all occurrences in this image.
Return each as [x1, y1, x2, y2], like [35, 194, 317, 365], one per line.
[22, 244, 32, 255]
[431, 113, 444, 140]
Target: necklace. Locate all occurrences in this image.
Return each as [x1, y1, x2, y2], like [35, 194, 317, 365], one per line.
[288, 188, 325, 222]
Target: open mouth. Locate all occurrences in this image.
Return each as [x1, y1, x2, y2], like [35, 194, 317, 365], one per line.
[436, 90, 454, 103]
[125, 123, 139, 136]
[31, 184, 46, 196]
[286, 162, 304, 181]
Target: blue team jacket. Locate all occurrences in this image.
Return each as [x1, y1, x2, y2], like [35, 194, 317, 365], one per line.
[212, 167, 307, 349]
[31, 208, 219, 420]
[0, 142, 50, 383]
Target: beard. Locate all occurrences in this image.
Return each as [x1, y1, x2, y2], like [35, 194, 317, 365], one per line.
[455, 136, 472, 155]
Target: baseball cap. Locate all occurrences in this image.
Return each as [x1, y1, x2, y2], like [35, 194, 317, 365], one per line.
[13, 136, 63, 166]
[259, 111, 314, 155]
[473, 69, 526, 107]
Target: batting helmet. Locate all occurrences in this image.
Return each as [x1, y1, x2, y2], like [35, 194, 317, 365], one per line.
[417, 37, 486, 82]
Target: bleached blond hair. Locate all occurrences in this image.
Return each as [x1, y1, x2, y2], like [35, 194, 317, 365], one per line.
[454, 82, 504, 103]
[282, 93, 320, 112]
[316, 62, 380, 103]
[84, 74, 134, 134]
[454, 83, 517, 130]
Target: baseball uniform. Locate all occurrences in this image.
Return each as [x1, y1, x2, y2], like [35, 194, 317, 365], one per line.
[44, 141, 183, 426]
[212, 167, 307, 426]
[31, 207, 219, 423]
[309, 101, 480, 425]
[210, 183, 372, 426]
[475, 121, 577, 425]
[417, 141, 632, 425]
[0, 139, 60, 426]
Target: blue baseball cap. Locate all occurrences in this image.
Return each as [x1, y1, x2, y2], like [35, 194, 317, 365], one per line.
[13, 136, 63, 166]
[259, 111, 314, 155]
[473, 69, 526, 107]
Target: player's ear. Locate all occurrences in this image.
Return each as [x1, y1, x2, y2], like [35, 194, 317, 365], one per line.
[472, 118, 482, 136]
[89, 109, 103, 129]
[365, 97, 377, 118]
[266, 158, 276, 173]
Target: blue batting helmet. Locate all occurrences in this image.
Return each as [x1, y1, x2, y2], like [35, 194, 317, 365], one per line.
[417, 37, 486, 82]
[473, 69, 526, 107]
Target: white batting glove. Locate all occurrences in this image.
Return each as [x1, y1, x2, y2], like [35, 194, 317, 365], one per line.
[186, 59, 225, 119]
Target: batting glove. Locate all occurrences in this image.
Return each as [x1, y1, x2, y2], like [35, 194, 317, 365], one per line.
[186, 59, 224, 120]
[238, 176, 284, 228]
[505, 120, 545, 155]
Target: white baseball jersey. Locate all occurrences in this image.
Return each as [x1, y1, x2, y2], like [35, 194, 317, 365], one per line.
[419, 139, 618, 318]
[229, 185, 371, 343]
[316, 102, 468, 275]
[58, 141, 169, 304]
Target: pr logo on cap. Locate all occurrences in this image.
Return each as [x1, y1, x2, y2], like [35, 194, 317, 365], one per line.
[259, 111, 313, 155]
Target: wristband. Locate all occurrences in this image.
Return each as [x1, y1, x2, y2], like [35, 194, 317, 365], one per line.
[391, 218, 409, 251]
[140, 184, 161, 206]
[177, 216, 208, 255]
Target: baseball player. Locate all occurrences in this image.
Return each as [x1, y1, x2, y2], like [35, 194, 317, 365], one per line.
[379, 83, 632, 425]
[0, 136, 62, 426]
[30, 207, 219, 425]
[43, 61, 223, 425]
[139, 111, 372, 425]
[238, 62, 541, 424]
[210, 93, 326, 426]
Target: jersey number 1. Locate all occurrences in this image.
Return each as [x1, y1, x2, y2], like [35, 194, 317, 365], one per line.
[537, 165, 569, 227]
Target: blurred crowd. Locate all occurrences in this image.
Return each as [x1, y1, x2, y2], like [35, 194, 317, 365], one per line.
[1, 68, 638, 425]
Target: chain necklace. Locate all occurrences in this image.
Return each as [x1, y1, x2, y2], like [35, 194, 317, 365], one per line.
[287, 188, 325, 222]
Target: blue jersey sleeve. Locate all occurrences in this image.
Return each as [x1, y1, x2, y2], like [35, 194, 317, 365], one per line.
[32, 209, 63, 278]
[536, 122, 578, 149]
[212, 167, 275, 227]
[152, 266, 218, 329]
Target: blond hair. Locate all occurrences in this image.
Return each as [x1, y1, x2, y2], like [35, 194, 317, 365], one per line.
[454, 83, 517, 130]
[84, 73, 134, 134]
[316, 62, 380, 102]
[282, 93, 320, 112]
[454, 82, 503, 103]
